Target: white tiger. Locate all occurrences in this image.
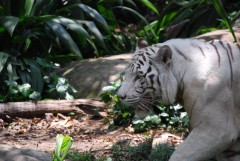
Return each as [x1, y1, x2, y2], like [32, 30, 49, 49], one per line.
[117, 38, 240, 161]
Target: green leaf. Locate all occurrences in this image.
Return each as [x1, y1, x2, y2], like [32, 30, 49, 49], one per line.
[0, 52, 9, 74]
[140, 0, 159, 15]
[59, 4, 110, 33]
[122, 112, 130, 118]
[19, 71, 31, 84]
[80, 20, 107, 50]
[0, 16, 19, 36]
[7, 63, 18, 85]
[23, 59, 43, 93]
[29, 91, 41, 100]
[52, 17, 90, 39]
[212, 0, 237, 42]
[56, 77, 68, 93]
[30, 63, 43, 93]
[51, 16, 92, 47]
[45, 20, 82, 58]
[65, 92, 74, 100]
[0, 5, 3, 16]
[86, 38, 99, 57]
[24, 0, 35, 16]
[17, 83, 32, 97]
[78, 4, 110, 32]
[53, 134, 73, 161]
[113, 6, 148, 25]
[160, 113, 169, 117]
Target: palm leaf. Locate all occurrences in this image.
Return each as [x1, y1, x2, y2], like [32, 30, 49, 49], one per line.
[212, 0, 237, 42]
[23, 58, 43, 93]
[58, 4, 110, 33]
[45, 20, 83, 58]
[0, 16, 19, 36]
[79, 20, 107, 50]
[113, 6, 148, 25]
[24, 0, 35, 16]
[0, 52, 9, 74]
[140, 0, 159, 15]
[52, 17, 91, 40]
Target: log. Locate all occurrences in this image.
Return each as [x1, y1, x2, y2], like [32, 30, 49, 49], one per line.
[0, 99, 106, 118]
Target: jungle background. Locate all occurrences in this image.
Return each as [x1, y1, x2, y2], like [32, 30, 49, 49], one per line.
[0, 0, 239, 161]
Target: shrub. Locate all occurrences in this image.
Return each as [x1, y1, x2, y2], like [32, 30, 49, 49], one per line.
[138, 0, 239, 43]
[100, 81, 189, 132]
[0, 0, 147, 101]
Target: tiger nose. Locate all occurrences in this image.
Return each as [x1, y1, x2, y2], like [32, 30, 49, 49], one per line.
[117, 93, 126, 100]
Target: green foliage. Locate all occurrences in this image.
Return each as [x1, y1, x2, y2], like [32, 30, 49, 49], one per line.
[44, 75, 77, 100]
[212, 0, 237, 42]
[1, 83, 41, 102]
[139, 0, 239, 43]
[66, 150, 110, 161]
[67, 150, 95, 161]
[52, 134, 73, 161]
[111, 140, 175, 161]
[0, 0, 151, 101]
[0, 55, 75, 102]
[132, 104, 189, 133]
[149, 144, 175, 161]
[100, 81, 135, 126]
[100, 81, 189, 132]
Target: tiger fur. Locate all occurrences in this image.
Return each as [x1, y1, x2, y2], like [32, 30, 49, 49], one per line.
[117, 38, 240, 161]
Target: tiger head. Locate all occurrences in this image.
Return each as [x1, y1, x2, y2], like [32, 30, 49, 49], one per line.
[117, 38, 178, 117]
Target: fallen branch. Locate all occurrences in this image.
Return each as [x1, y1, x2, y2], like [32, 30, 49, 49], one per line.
[0, 99, 106, 118]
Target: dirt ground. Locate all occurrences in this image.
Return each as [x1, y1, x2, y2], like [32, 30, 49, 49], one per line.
[0, 106, 183, 159]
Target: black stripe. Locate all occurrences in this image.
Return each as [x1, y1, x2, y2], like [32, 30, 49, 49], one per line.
[191, 43, 205, 58]
[146, 52, 151, 56]
[136, 89, 143, 94]
[136, 64, 141, 70]
[227, 43, 234, 62]
[147, 66, 152, 73]
[139, 71, 144, 75]
[148, 74, 155, 85]
[149, 61, 152, 65]
[225, 44, 233, 88]
[219, 41, 225, 49]
[150, 47, 155, 53]
[210, 43, 221, 67]
[139, 59, 144, 65]
[197, 45, 206, 58]
[219, 41, 233, 87]
[142, 55, 146, 61]
[174, 47, 192, 61]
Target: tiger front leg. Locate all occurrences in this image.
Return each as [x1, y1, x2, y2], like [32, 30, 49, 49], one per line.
[169, 101, 238, 161]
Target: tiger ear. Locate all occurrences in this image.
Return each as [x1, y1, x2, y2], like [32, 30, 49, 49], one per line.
[155, 45, 172, 65]
[136, 38, 149, 50]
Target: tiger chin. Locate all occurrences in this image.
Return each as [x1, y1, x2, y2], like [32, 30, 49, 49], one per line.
[117, 38, 240, 161]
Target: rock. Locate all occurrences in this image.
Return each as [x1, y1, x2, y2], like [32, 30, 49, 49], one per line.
[196, 27, 240, 42]
[0, 144, 51, 161]
[57, 54, 131, 98]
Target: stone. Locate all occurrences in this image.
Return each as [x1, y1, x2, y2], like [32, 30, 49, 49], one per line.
[0, 144, 51, 161]
[57, 54, 131, 98]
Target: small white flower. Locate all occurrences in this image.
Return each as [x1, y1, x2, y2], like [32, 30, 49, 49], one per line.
[101, 86, 115, 92]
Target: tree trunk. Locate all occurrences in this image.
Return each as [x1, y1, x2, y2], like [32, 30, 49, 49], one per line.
[0, 99, 106, 118]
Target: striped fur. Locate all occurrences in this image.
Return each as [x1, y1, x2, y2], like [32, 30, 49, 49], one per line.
[117, 38, 240, 161]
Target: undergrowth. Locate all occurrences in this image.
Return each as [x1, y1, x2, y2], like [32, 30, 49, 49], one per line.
[66, 140, 175, 161]
[100, 81, 189, 133]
